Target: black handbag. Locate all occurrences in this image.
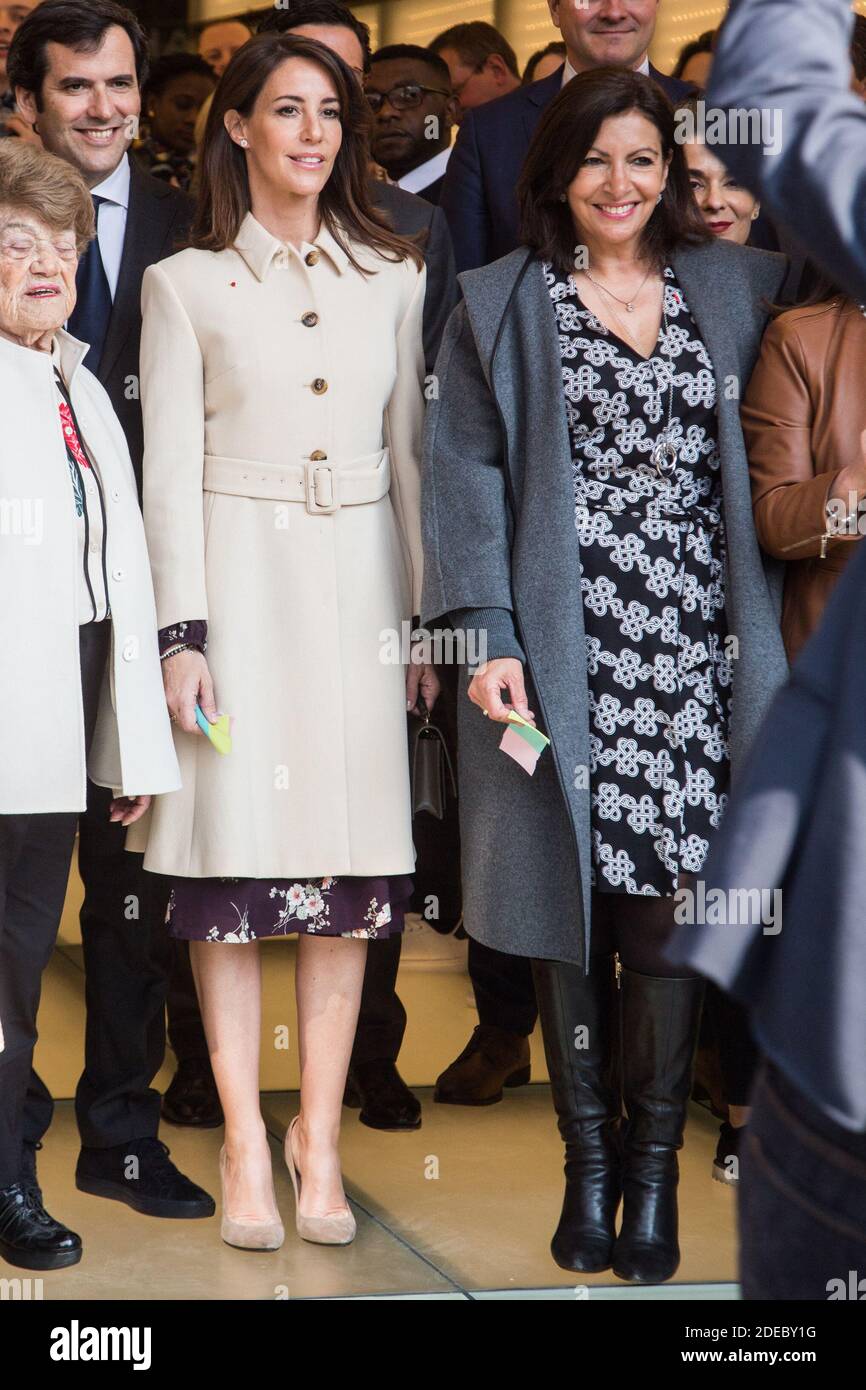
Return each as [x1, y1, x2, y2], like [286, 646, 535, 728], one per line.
[409, 699, 457, 820]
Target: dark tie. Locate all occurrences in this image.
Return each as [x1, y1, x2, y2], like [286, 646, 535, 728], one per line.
[68, 194, 112, 372]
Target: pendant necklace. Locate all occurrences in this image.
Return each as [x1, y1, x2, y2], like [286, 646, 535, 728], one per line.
[651, 301, 678, 478]
[582, 264, 653, 313]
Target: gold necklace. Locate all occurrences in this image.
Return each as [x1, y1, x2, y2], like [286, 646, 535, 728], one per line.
[581, 264, 654, 313]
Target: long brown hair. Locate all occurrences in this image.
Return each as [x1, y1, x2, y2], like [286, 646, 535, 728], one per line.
[518, 67, 712, 277]
[191, 32, 423, 272]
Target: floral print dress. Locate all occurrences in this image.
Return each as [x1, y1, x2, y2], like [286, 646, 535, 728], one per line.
[166, 873, 413, 943]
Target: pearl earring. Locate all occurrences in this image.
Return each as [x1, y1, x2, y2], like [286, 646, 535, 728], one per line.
[560, 193, 567, 202]
[240, 139, 249, 148]
[656, 192, 663, 205]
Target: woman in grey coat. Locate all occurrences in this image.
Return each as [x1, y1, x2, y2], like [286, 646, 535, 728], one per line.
[421, 69, 788, 1285]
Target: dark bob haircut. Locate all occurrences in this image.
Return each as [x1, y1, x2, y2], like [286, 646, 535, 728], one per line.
[518, 67, 712, 277]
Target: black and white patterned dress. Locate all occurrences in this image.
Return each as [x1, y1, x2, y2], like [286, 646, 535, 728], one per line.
[545, 262, 732, 897]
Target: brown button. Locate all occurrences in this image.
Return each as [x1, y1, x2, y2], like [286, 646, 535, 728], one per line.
[310, 450, 328, 461]
[305, 249, 320, 266]
[311, 378, 328, 395]
[301, 311, 319, 327]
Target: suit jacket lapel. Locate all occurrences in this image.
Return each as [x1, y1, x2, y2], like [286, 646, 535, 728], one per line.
[99, 163, 176, 384]
[521, 66, 564, 143]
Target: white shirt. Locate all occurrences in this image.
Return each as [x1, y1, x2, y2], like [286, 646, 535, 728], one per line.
[89, 153, 131, 300]
[561, 56, 651, 87]
[397, 146, 452, 196]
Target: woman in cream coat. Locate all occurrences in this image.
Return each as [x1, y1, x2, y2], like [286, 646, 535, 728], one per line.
[133, 33, 437, 1249]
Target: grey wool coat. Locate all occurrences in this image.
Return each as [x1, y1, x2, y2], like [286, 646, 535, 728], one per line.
[420, 238, 790, 969]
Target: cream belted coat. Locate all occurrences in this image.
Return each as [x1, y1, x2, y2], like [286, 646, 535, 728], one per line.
[0, 330, 180, 814]
[128, 212, 427, 878]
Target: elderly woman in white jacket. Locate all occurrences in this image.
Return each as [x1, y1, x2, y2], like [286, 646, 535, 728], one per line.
[0, 142, 179, 1275]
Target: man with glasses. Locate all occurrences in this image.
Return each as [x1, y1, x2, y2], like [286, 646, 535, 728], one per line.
[367, 45, 458, 203]
[430, 20, 520, 123]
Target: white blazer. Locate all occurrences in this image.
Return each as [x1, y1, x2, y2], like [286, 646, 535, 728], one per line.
[0, 330, 180, 814]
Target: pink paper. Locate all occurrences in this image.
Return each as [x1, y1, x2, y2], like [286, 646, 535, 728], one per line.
[500, 725, 541, 775]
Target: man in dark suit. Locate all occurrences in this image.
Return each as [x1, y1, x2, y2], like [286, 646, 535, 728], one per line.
[435, 0, 693, 1106]
[367, 46, 458, 207]
[258, 0, 459, 1131]
[10, 0, 214, 1220]
[441, 0, 693, 274]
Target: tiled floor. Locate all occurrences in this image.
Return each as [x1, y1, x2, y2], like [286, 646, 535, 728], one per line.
[27, 1094, 738, 1302]
[20, 858, 741, 1301]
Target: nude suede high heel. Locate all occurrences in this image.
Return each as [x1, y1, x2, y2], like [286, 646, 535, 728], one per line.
[219, 1146, 284, 1251]
[285, 1115, 356, 1246]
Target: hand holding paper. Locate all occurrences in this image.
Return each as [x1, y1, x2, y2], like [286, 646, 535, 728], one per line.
[194, 704, 233, 755]
[499, 709, 550, 776]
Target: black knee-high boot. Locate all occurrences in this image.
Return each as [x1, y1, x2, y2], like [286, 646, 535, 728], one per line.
[531, 955, 621, 1272]
[612, 967, 705, 1284]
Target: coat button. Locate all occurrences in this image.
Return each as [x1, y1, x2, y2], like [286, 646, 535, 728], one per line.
[111, 488, 121, 502]
[310, 450, 328, 460]
[305, 249, 319, 266]
[301, 311, 319, 327]
[311, 378, 328, 395]
[112, 566, 125, 581]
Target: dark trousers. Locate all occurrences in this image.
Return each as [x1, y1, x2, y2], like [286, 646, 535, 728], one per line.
[350, 658, 464, 1068]
[469, 939, 538, 1036]
[0, 621, 109, 1186]
[69, 827, 172, 1148]
[164, 935, 210, 1063]
[705, 983, 759, 1108]
[740, 1062, 866, 1299]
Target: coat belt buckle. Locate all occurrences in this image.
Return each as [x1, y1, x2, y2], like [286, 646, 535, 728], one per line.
[304, 458, 339, 514]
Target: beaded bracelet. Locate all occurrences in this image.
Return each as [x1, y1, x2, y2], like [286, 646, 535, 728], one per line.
[160, 642, 202, 662]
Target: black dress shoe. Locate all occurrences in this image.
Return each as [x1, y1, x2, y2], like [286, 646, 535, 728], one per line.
[434, 1025, 531, 1105]
[76, 1138, 216, 1219]
[0, 1184, 82, 1271]
[343, 1060, 422, 1130]
[162, 1058, 224, 1129]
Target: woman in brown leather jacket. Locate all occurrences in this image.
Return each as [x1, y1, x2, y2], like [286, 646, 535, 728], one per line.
[745, 273, 866, 661]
